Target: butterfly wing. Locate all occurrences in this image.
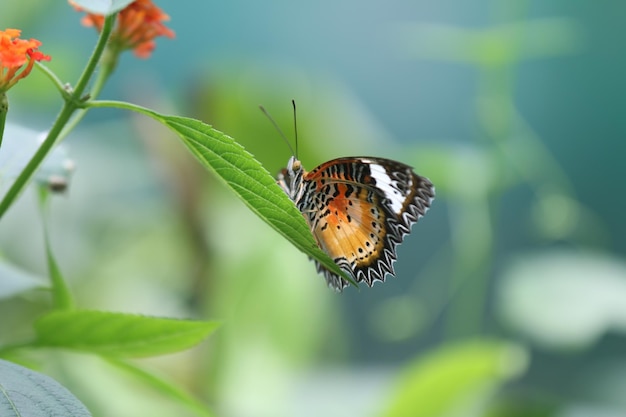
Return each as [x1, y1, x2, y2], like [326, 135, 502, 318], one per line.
[297, 157, 434, 290]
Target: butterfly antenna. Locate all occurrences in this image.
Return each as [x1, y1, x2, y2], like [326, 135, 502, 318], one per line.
[292, 99, 299, 159]
[259, 105, 296, 157]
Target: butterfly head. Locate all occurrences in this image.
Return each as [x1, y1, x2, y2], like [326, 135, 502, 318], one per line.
[278, 156, 306, 201]
[287, 155, 302, 175]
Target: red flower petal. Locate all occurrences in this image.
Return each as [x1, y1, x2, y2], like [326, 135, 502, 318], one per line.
[0, 28, 50, 91]
[71, 0, 175, 59]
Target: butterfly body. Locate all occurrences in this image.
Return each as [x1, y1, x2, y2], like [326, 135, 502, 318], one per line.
[278, 155, 434, 290]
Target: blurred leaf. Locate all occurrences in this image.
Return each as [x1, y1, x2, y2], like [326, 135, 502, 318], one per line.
[531, 191, 581, 239]
[398, 18, 581, 67]
[106, 357, 216, 417]
[190, 70, 386, 174]
[151, 113, 355, 287]
[39, 189, 74, 310]
[409, 144, 506, 199]
[558, 404, 626, 417]
[44, 231, 73, 308]
[0, 260, 47, 300]
[34, 311, 220, 357]
[486, 392, 559, 417]
[0, 123, 74, 192]
[498, 251, 626, 349]
[70, 0, 134, 15]
[379, 339, 528, 417]
[0, 359, 92, 417]
[368, 295, 428, 342]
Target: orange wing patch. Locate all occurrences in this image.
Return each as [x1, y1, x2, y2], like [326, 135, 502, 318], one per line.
[310, 184, 387, 270]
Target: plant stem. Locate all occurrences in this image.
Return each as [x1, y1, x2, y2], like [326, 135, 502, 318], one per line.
[57, 48, 117, 141]
[86, 99, 157, 116]
[73, 14, 116, 100]
[0, 14, 116, 220]
[0, 92, 7, 150]
[35, 62, 69, 99]
[0, 103, 74, 218]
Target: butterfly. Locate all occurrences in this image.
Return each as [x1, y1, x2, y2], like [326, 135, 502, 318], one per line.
[278, 155, 435, 290]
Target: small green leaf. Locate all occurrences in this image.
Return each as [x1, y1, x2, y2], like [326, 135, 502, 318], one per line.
[379, 339, 528, 417]
[34, 311, 220, 357]
[0, 359, 92, 417]
[70, 0, 134, 15]
[155, 114, 355, 287]
[38, 188, 74, 310]
[44, 232, 74, 310]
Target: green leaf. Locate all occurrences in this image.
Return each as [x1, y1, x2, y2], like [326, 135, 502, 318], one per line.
[0, 359, 92, 417]
[379, 339, 528, 417]
[44, 228, 73, 309]
[38, 188, 74, 310]
[106, 358, 216, 417]
[154, 114, 355, 287]
[34, 311, 220, 357]
[70, 0, 134, 15]
[85, 101, 355, 287]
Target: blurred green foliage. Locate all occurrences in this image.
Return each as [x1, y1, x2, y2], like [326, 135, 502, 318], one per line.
[1, 1, 625, 416]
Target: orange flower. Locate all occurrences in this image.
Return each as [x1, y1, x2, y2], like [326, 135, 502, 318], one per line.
[0, 29, 51, 92]
[72, 0, 175, 59]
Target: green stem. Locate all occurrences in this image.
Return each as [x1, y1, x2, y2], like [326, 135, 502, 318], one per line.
[57, 48, 117, 141]
[0, 103, 74, 218]
[35, 62, 69, 99]
[86, 99, 158, 116]
[0, 92, 7, 150]
[0, 14, 116, 220]
[73, 14, 116, 100]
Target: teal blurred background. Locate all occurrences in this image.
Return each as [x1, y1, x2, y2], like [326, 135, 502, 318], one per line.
[1, 1, 626, 416]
